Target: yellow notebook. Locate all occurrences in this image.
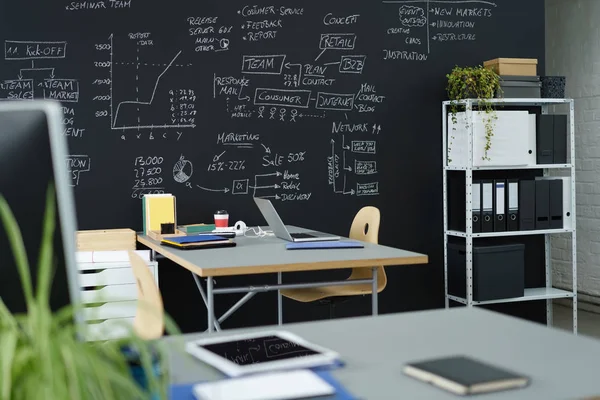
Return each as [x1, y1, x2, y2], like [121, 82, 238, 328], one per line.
[145, 194, 176, 234]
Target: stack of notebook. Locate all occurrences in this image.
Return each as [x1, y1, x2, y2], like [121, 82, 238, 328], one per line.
[161, 234, 236, 250]
[178, 223, 216, 234]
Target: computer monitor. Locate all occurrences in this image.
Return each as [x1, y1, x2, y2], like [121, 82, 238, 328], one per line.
[0, 101, 81, 318]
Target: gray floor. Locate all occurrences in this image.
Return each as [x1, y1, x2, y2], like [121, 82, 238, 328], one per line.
[553, 302, 600, 339]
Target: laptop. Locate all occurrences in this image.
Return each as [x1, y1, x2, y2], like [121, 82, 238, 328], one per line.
[253, 197, 340, 242]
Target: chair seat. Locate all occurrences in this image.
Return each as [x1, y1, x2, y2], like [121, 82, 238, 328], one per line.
[281, 282, 379, 303]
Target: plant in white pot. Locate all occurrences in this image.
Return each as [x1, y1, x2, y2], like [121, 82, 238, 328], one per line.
[0, 184, 180, 400]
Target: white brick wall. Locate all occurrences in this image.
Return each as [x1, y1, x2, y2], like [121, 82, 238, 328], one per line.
[546, 0, 600, 298]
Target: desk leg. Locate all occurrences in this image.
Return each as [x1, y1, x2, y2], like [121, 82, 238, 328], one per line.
[371, 267, 378, 316]
[191, 273, 221, 331]
[207, 277, 215, 333]
[277, 272, 283, 325]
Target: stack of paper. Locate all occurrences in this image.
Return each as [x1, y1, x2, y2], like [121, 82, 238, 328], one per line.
[142, 194, 177, 235]
[76, 229, 136, 251]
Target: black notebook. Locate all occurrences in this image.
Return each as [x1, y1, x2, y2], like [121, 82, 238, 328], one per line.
[403, 355, 530, 395]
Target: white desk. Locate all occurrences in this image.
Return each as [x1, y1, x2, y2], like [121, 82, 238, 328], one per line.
[138, 226, 428, 332]
[167, 307, 600, 399]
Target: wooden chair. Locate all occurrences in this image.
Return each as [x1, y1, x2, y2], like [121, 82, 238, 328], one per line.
[280, 206, 386, 317]
[128, 251, 164, 340]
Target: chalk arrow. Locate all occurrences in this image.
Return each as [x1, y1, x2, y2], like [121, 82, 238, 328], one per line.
[372, 124, 377, 134]
[431, 22, 436, 27]
[262, 194, 281, 200]
[197, 185, 230, 193]
[17, 72, 22, 80]
[377, 125, 382, 134]
[344, 166, 352, 172]
[250, 184, 280, 189]
[342, 135, 350, 150]
[255, 171, 282, 178]
[261, 144, 271, 154]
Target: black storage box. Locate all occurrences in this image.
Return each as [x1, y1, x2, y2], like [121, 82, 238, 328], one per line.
[496, 75, 541, 98]
[448, 243, 525, 301]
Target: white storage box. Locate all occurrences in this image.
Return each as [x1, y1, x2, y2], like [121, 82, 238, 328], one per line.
[447, 110, 536, 168]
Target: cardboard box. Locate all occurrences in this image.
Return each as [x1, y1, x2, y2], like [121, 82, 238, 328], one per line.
[77, 228, 136, 251]
[484, 58, 538, 76]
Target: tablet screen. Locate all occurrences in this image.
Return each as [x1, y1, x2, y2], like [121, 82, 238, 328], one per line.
[197, 335, 321, 365]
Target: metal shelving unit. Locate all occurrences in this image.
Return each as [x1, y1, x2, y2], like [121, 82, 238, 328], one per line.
[442, 98, 577, 334]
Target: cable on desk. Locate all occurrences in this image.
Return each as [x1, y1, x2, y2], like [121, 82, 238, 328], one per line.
[243, 226, 274, 238]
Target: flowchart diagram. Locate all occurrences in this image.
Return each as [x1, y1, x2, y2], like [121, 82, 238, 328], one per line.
[2, 40, 90, 186]
[382, 0, 498, 61]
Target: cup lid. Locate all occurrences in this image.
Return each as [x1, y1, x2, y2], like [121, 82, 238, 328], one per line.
[215, 210, 228, 215]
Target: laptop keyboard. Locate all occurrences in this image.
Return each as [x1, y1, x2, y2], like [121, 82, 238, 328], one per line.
[290, 232, 316, 239]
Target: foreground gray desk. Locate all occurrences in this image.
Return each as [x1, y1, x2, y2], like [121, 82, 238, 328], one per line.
[138, 226, 428, 333]
[166, 307, 600, 399]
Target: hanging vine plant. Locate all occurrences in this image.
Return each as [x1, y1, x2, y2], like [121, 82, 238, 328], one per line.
[446, 65, 502, 162]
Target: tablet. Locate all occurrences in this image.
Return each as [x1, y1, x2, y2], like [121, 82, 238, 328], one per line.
[185, 330, 340, 377]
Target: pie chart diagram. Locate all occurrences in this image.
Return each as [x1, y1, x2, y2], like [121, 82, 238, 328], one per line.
[173, 156, 193, 183]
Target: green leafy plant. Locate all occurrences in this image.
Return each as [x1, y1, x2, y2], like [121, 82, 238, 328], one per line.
[0, 184, 181, 400]
[446, 65, 502, 162]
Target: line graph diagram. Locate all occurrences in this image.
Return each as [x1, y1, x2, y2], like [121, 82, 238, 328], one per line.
[108, 34, 197, 130]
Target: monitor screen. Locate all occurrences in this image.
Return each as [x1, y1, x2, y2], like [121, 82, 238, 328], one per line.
[0, 104, 79, 315]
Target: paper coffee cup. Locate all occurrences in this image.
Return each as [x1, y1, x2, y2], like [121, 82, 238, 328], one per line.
[214, 210, 229, 228]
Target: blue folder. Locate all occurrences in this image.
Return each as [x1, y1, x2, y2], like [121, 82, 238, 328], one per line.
[285, 240, 364, 250]
[169, 370, 358, 400]
[165, 235, 228, 244]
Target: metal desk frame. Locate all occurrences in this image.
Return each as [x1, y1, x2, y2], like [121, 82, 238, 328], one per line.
[151, 248, 378, 333]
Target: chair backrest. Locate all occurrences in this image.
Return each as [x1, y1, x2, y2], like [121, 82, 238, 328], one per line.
[348, 206, 387, 291]
[128, 251, 164, 340]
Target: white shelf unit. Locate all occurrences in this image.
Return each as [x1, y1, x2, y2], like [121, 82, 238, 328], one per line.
[442, 98, 577, 334]
[76, 251, 159, 341]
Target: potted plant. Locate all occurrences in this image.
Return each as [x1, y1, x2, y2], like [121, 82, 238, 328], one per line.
[446, 65, 502, 162]
[0, 184, 180, 400]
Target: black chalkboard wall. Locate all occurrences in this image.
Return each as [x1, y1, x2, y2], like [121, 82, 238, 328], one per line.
[0, 0, 546, 332]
